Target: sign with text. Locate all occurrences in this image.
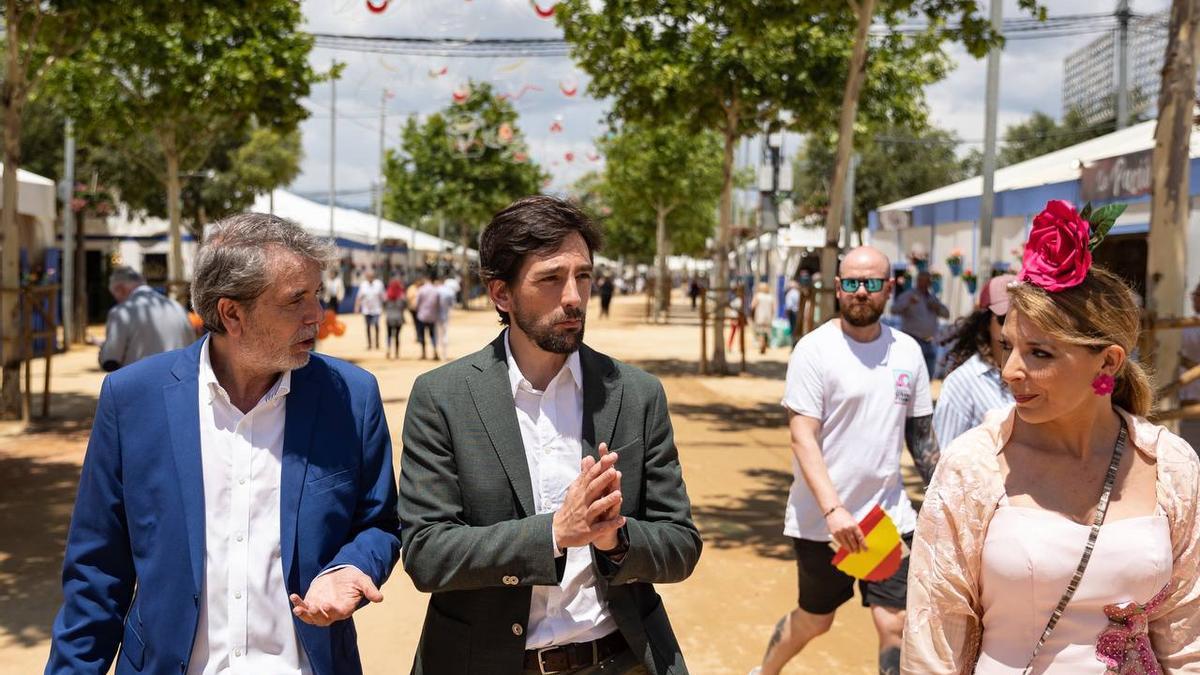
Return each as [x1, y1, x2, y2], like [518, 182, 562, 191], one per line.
[1081, 149, 1153, 202]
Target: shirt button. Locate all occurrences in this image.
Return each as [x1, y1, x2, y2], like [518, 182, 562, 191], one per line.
[234, 591, 242, 599]
[236, 534, 244, 542]
[511, 623, 524, 637]
[239, 478, 246, 485]
[234, 648, 242, 657]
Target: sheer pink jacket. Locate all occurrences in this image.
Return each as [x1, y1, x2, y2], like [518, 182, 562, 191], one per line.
[901, 406, 1200, 674]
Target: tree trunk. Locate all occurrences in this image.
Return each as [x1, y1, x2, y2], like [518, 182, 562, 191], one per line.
[162, 129, 185, 303]
[459, 227, 470, 310]
[819, 0, 877, 322]
[654, 206, 672, 321]
[1147, 0, 1199, 419]
[712, 119, 738, 375]
[0, 0, 25, 419]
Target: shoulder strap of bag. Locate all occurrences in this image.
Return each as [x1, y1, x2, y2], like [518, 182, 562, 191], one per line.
[1021, 426, 1128, 675]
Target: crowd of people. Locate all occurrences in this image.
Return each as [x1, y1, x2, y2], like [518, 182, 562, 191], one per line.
[41, 195, 1200, 675]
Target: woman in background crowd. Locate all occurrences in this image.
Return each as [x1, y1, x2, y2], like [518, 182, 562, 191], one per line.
[933, 274, 1017, 447]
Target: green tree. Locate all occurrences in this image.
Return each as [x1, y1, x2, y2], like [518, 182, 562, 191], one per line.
[998, 108, 1114, 167]
[383, 81, 546, 305]
[50, 0, 320, 299]
[0, 2, 199, 417]
[600, 123, 722, 319]
[817, 0, 1044, 323]
[557, 0, 947, 373]
[796, 123, 969, 240]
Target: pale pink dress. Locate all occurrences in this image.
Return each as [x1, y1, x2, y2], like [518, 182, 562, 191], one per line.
[974, 498, 1173, 673]
[901, 406, 1200, 674]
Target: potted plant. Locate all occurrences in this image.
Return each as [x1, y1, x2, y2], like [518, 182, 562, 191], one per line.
[961, 268, 978, 294]
[931, 272, 944, 295]
[945, 248, 963, 277]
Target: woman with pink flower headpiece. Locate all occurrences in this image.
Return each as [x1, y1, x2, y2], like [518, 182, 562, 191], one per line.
[901, 200, 1200, 674]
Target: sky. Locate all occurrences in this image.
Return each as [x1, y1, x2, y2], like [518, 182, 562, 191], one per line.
[293, 0, 1173, 212]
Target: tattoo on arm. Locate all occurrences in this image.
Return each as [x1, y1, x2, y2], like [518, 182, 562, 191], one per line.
[905, 414, 940, 485]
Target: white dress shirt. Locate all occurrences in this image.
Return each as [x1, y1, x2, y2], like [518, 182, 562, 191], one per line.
[189, 337, 311, 675]
[504, 332, 618, 649]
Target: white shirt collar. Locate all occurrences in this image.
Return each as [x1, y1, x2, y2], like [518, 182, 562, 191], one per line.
[503, 329, 583, 397]
[198, 335, 292, 407]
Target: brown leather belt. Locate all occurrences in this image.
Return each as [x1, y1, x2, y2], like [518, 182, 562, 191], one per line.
[523, 631, 628, 674]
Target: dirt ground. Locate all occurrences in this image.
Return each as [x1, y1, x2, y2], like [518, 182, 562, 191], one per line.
[0, 291, 925, 674]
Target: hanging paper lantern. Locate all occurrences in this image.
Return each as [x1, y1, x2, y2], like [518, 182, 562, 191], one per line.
[559, 76, 579, 97]
[549, 115, 564, 133]
[366, 0, 389, 13]
[498, 123, 514, 144]
[564, 151, 575, 162]
[452, 85, 471, 104]
[587, 151, 601, 162]
[531, 1, 556, 19]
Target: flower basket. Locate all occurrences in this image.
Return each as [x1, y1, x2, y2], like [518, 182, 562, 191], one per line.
[946, 249, 964, 277]
[931, 273, 944, 295]
[961, 269, 978, 294]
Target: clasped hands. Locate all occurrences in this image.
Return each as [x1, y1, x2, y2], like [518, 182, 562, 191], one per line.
[552, 442, 625, 553]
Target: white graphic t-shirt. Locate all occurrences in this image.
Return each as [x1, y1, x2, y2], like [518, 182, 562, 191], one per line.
[781, 320, 932, 540]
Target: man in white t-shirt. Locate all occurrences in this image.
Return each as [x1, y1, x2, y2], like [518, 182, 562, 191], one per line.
[753, 246, 938, 675]
[354, 269, 386, 350]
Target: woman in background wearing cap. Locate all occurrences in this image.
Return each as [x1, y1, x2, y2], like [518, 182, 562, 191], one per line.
[932, 274, 1017, 448]
[902, 201, 1200, 674]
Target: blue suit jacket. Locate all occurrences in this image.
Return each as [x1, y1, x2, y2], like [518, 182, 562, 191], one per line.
[46, 338, 402, 674]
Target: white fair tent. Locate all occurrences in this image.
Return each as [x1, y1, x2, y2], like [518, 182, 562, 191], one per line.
[0, 164, 58, 250]
[252, 189, 473, 258]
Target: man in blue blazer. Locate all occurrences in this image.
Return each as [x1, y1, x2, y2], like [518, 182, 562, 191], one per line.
[46, 214, 402, 675]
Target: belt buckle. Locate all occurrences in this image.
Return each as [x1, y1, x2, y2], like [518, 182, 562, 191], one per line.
[536, 646, 561, 675]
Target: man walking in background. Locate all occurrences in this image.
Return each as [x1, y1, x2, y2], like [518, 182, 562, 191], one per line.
[354, 269, 386, 351]
[753, 246, 937, 675]
[414, 275, 442, 361]
[96, 266, 195, 372]
[435, 276, 456, 359]
[891, 270, 948, 378]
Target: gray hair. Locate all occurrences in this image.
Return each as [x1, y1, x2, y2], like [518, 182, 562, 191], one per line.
[192, 213, 336, 334]
[108, 266, 144, 286]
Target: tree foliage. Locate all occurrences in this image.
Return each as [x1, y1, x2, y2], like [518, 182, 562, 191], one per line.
[600, 123, 722, 259]
[383, 80, 547, 239]
[796, 122, 970, 235]
[48, 0, 320, 286]
[556, 0, 948, 370]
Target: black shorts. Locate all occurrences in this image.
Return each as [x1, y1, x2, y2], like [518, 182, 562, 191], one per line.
[791, 533, 913, 615]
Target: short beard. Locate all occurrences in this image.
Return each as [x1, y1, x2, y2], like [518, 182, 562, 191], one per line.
[513, 304, 586, 354]
[841, 301, 883, 327]
[246, 320, 317, 372]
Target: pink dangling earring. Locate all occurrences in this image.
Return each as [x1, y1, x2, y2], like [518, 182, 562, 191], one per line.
[1092, 373, 1116, 396]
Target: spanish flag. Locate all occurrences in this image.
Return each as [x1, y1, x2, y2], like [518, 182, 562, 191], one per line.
[830, 505, 904, 582]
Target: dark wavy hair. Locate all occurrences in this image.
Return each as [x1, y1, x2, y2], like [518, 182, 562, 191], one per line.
[940, 308, 997, 375]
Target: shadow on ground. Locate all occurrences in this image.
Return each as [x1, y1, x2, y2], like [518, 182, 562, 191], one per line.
[632, 358, 788, 382]
[0, 452, 79, 648]
[666, 400, 786, 434]
[692, 467, 793, 561]
[3, 391, 99, 441]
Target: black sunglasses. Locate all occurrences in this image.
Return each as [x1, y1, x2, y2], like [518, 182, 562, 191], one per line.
[839, 278, 886, 293]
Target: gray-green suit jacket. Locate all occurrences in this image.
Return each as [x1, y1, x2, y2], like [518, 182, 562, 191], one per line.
[398, 334, 702, 674]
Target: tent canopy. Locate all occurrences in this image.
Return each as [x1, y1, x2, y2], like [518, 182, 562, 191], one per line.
[252, 190, 474, 258]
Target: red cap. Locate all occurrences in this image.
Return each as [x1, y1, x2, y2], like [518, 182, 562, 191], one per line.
[979, 274, 1017, 316]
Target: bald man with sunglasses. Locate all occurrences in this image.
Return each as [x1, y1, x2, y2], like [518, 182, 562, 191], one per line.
[751, 247, 938, 675]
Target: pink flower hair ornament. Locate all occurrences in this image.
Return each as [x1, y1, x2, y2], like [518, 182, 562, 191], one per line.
[1018, 200, 1127, 292]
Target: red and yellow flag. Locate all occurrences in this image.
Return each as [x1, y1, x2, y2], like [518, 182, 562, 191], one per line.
[830, 505, 904, 582]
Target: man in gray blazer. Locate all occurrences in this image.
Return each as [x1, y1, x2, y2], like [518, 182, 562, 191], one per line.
[398, 196, 701, 675]
[96, 266, 196, 371]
